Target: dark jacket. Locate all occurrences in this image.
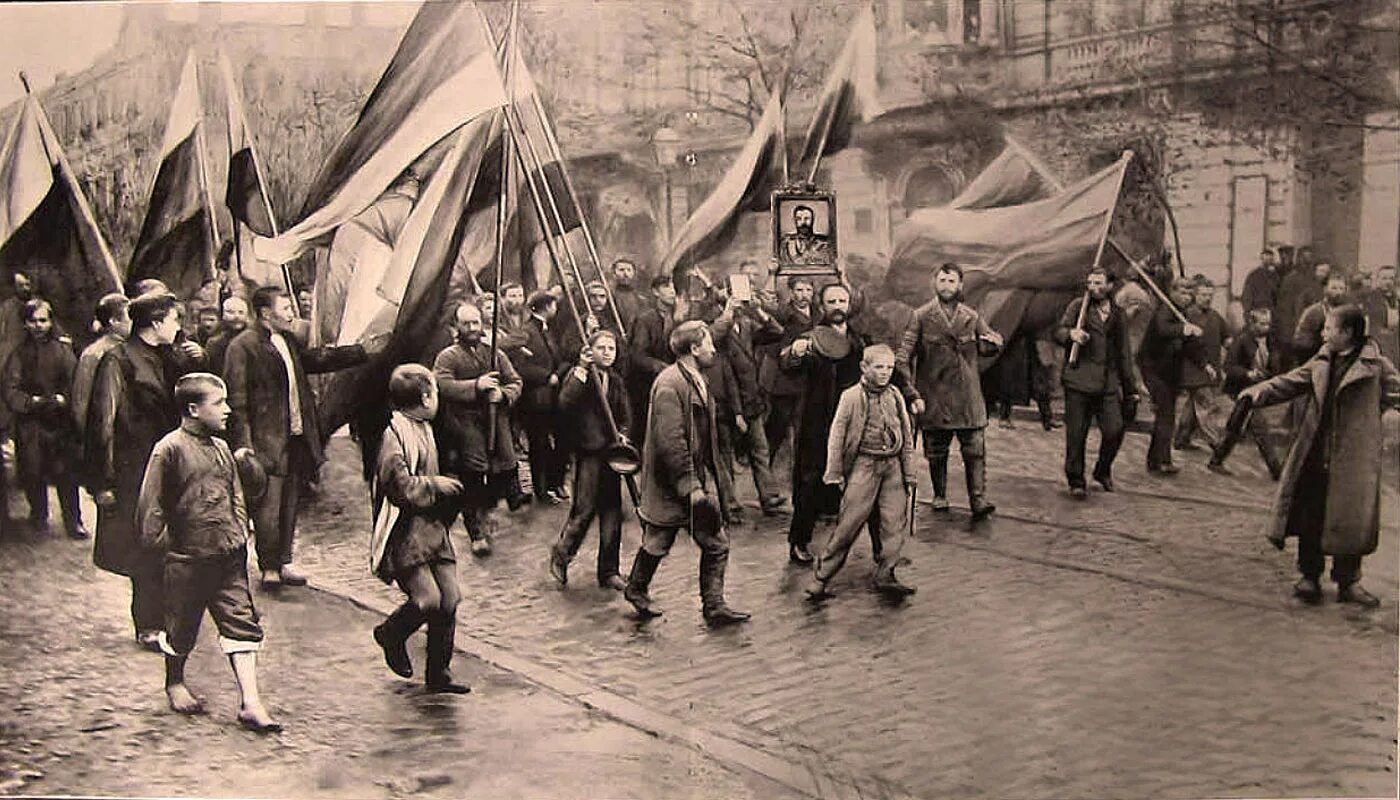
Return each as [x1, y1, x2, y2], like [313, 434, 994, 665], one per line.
[1053, 297, 1134, 397]
[204, 327, 244, 376]
[638, 362, 727, 528]
[557, 364, 630, 453]
[1178, 305, 1226, 389]
[1240, 266, 1281, 313]
[781, 324, 871, 486]
[711, 305, 783, 417]
[611, 285, 650, 337]
[1136, 304, 1186, 380]
[1292, 300, 1334, 362]
[1275, 270, 1322, 350]
[896, 300, 999, 430]
[223, 323, 366, 475]
[759, 301, 814, 397]
[506, 315, 565, 414]
[2, 333, 80, 482]
[86, 337, 200, 575]
[1222, 331, 1282, 397]
[137, 425, 249, 557]
[433, 341, 522, 474]
[629, 304, 678, 386]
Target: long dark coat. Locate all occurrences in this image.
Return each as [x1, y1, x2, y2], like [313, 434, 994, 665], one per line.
[85, 337, 193, 575]
[780, 325, 870, 490]
[1253, 340, 1400, 554]
[432, 341, 522, 474]
[2, 334, 80, 483]
[896, 301, 999, 430]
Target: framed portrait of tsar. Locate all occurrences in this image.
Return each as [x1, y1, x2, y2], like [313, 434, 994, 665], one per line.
[772, 189, 838, 276]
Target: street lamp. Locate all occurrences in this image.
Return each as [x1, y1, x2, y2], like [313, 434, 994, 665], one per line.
[652, 124, 681, 243]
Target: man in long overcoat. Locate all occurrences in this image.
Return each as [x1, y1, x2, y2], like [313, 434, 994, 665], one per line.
[1239, 304, 1400, 607]
[896, 264, 1003, 519]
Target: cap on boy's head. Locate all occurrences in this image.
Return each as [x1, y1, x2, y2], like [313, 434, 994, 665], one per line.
[861, 343, 895, 365]
[387, 363, 435, 410]
[527, 290, 556, 313]
[174, 373, 226, 413]
[128, 291, 180, 331]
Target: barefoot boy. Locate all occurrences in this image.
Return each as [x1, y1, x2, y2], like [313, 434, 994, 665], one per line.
[137, 373, 279, 732]
[806, 345, 917, 601]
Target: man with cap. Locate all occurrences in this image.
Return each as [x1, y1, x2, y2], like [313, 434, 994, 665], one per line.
[628, 274, 682, 448]
[623, 320, 749, 627]
[505, 290, 568, 504]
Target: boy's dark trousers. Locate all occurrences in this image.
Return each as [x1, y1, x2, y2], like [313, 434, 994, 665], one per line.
[454, 469, 514, 542]
[1211, 395, 1283, 477]
[163, 546, 263, 655]
[522, 409, 564, 497]
[1063, 389, 1125, 487]
[552, 452, 623, 581]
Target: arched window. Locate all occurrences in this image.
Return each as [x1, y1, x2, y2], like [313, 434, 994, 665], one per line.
[902, 165, 956, 212]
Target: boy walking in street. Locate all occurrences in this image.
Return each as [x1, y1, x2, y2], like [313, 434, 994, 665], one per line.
[137, 374, 279, 732]
[806, 345, 916, 601]
[549, 330, 631, 590]
[370, 365, 471, 694]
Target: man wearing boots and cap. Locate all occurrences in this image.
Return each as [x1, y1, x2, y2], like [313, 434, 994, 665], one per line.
[623, 320, 749, 627]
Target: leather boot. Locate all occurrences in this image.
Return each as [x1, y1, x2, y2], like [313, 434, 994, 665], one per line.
[25, 484, 49, 534]
[965, 455, 996, 520]
[424, 611, 470, 693]
[929, 456, 949, 511]
[623, 548, 664, 618]
[373, 602, 425, 678]
[699, 550, 750, 627]
[58, 483, 87, 539]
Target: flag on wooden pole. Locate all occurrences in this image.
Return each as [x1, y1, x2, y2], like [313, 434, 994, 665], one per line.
[798, 6, 881, 172]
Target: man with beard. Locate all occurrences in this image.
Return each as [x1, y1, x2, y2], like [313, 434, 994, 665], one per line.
[896, 264, 1004, 519]
[1137, 278, 1203, 475]
[628, 274, 682, 448]
[623, 321, 749, 627]
[507, 291, 568, 504]
[609, 259, 649, 335]
[1294, 274, 1353, 362]
[1056, 268, 1136, 498]
[780, 283, 880, 564]
[205, 296, 250, 376]
[496, 283, 530, 349]
[433, 302, 523, 557]
[760, 276, 815, 464]
[780, 205, 831, 266]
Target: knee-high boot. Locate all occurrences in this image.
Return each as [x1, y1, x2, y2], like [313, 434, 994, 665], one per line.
[929, 456, 949, 511]
[699, 550, 749, 627]
[965, 455, 995, 519]
[623, 548, 664, 617]
[424, 610, 469, 693]
[373, 602, 426, 678]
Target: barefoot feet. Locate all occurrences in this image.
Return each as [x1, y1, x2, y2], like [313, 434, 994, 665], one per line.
[237, 702, 283, 733]
[166, 683, 207, 715]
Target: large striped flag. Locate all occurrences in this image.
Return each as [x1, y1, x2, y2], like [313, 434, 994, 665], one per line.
[0, 91, 121, 344]
[218, 51, 284, 292]
[128, 52, 217, 299]
[660, 91, 786, 279]
[947, 139, 1059, 211]
[887, 152, 1132, 327]
[798, 5, 881, 167]
[254, 1, 507, 266]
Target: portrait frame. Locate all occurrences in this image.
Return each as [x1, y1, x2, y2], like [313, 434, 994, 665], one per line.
[771, 188, 839, 277]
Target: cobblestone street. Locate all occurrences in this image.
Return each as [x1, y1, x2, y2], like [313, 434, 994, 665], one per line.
[1, 420, 1395, 799]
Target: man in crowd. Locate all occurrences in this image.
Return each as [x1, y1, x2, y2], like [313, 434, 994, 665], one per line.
[0, 270, 39, 519]
[1055, 268, 1136, 498]
[193, 304, 222, 346]
[608, 258, 649, 335]
[205, 296, 250, 376]
[1293, 273, 1351, 361]
[1174, 276, 1227, 452]
[710, 282, 787, 516]
[628, 274, 681, 447]
[223, 286, 373, 589]
[1239, 304, 1399, 609]
[73, 293, 131, 439]
[1241, 247, 1282, 317]
[1275, 256, 1328, 366]
[1208, 308, 1284, 479]
[1137, 278, 1203, 475]
[433, 301, 523, 557]
[896, 264, 1003, 519]
[759, 275, 815, 464]
[1365, 265, 1398, 364]
[508, 290, 568, 504]
[623, 320, 749, 627]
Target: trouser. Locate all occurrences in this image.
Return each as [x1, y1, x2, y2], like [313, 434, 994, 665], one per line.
[1212, 395, 1283, 475]
[1063, 389, 1125, 487]
[24, 478, 82, 532]
[253, 437, 313, 572]
[719, 414, 779, 505]
[815, 455, 907, 584]
[1141, 369, 1178, 469]
[635, 519, 731, 612]
[1297, 532, 1362, 586]
[452, 469, 513, 541]
[923, 428, 988, 505]
[628, 384, 652, 451]
[764, 394, 800, 466]
[790, 472, 883, 552]
[129, 548, 167, 636]
[1174, 386, 1225, 448]
[162, 547, 263, 656]
[522, 409, 564, 496]
[380, 560, 461, 683]
[552, 452, 623, 580]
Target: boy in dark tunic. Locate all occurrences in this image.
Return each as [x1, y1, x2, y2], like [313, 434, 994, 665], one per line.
[370, 364, 471, 694]
[137, 374, 278, 731]
[2, 300, 84, 537]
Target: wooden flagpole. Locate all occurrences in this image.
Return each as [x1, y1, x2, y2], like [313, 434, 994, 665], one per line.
[1069, 150, 1132, 366]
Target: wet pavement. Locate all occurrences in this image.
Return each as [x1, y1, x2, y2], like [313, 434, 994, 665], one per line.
[2, 414, 1396, 799]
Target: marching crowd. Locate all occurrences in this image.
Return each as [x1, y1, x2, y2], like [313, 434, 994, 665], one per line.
[0, 241, 1394, 732]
